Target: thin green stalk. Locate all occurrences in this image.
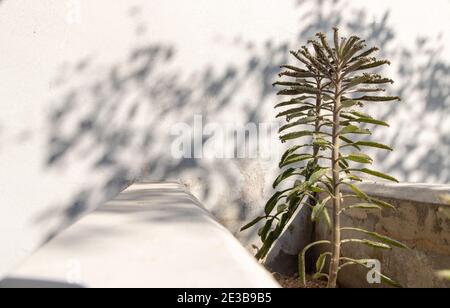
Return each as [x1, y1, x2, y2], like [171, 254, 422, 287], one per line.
[328, 72, 342, 288]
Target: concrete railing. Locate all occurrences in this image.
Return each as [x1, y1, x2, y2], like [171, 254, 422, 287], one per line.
[315, 183, 450, 288]
[264, 182, 450, 288]
[0, 182, 279, 288]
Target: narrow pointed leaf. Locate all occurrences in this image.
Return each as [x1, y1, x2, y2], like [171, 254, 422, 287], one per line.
[359, 168, 399, 182]
[279, 116, 317, 133]
[344, 183, 369, 201]
[240, 216, 264, 231]
[273, 168, 296, 188]
[355, 141, 392, 151]
[344, 153, 373, 164]
[276, 106, 312, 118]
[280, 131, 314, 142]
[343, 238, 392, 250]
[310, 168, 329, 184]
[280, 154, 313, 168]
[343, 203, 382, 211]
[342, 227, 408, 249]
[264, 192, 283, 215]
[341, 125, 371, 135]
[316, 252, 331, 274]
[370, 197, 396, 210]
[354, 96, 401, 102]
[312, 196, 331, 222]
[298, 240, 330, 286]
[340, 135, 361, 150]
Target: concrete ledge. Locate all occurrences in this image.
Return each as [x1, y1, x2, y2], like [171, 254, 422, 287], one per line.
[316, 182, 450, 288]
[0, 182, 279, 288]
[347, 182, 450, 205]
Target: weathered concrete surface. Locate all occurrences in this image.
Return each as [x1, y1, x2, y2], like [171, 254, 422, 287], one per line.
[315, 183, 450, 288]
[264, 203, 313, 276]
[0, 182, 279, 288]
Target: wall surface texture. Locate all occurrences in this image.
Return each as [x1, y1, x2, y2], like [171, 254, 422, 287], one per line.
[315, 183, 450, 288]
[0, 0, 450, 278]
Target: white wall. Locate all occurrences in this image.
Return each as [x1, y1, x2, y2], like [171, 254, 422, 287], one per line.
[0, 0, 449, 278]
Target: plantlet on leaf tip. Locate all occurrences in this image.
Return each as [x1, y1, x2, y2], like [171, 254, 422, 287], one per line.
[241, 27, 405, 288]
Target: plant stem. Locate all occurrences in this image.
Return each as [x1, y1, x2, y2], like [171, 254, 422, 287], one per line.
[328, 73, 342, 288]
[312, 77, 322, 162]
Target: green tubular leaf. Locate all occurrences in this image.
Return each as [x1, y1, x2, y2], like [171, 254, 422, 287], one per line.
[344, 183, 370, 201]
[341, 36, 363, 62]
[310, 40, 329, 64]
[277, 86, 322, 96]
[358, 168, 399, 182]
[275, 96, 315, 108]
[354, 96, 401, 102]
[343, 74, 376, 89]
[311, 196, 331, 222]
[280, 64, 307, 73]
[338, 37, 347, 58]
[310, 168, 329, 184]
[258, 219, 274, 242]
[277, 203, 288, 213]
[273, 81, 303, 87]
[350, 47, 379, 62]
[280, 154, 313, 168]
[280, 145, 302, 164]
[349, 110, 371, 118]
[280, 131, 314, 143]
[273, 168, 296, 189]
[353, 117, 389, 127]
[344, 58, 371, 74]
[340, 125, 371, 135]
[342, 203, 382, 212]
[287, 112, 311, 122]
[340, 136, 361, 150]
[317, 32, 336, 61]
[355, 141, 393, 151]
[351, 87, 386, 93]
[298, 240, 331, 286]
[345, 174, 363, 182]
[363, 78, 394, 85]
[299, 48, 330, 76]
[341, 100, 361, 108]
[240, 216, 265, 231]
[313, 137, 331, 148]
[342, 238, 392, 250]
[369, 198, 396, 210]
[287, 181, 309, 200]
[276, 106, 312, 118]
[344, 153, 373, 164]
[279, 116, 317, 133]
[290, 50, 310, 66]
[333, 27, 340, 51]
[357, 60, 391, 71]
[380, 274, 403, 288]
[310, 186, 325, 193]
[264, 192, 283, 215]
[316, 252, 331, 274]
[279, 71, 316, 78]
[342, 227, 408, 249]
[321, 207, 332, 230]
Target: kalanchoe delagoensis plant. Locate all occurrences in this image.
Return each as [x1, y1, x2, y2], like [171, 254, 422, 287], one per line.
[241, 28, 408, 288]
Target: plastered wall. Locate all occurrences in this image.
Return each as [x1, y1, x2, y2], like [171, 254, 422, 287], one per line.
[0, 0, 449, 278]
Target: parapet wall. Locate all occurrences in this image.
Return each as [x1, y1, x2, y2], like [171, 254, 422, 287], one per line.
[315, 183, 450, 288]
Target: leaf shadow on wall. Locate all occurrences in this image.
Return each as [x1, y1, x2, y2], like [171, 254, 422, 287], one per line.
[34, 0, 450, 247]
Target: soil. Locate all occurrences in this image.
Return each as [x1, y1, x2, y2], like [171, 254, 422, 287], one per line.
[273, 273, 328, 288]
